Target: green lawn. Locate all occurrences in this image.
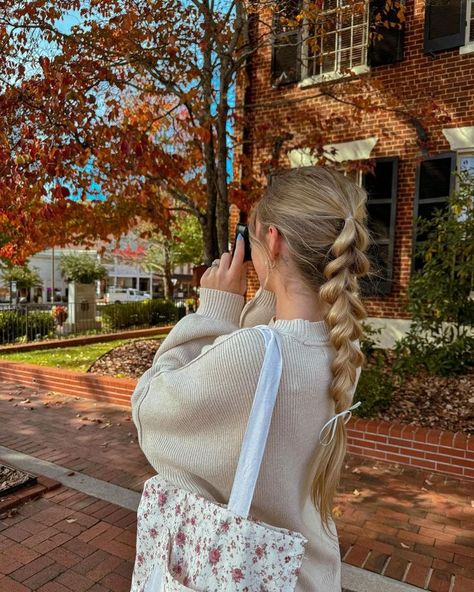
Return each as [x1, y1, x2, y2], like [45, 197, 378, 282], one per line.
[0, 335, 166, 372]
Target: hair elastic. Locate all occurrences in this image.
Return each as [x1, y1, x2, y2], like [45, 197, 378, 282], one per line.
[318, 401, 362, 446]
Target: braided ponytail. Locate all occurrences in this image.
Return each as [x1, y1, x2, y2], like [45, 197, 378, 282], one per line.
[312, 215, 370, 529]
[248, 165, 371, 531]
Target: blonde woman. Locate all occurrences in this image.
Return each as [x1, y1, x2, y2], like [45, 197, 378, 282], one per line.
[131, 165, 370, 591]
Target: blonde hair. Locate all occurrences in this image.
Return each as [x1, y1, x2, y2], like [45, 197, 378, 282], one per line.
[248, 165, 370, 530]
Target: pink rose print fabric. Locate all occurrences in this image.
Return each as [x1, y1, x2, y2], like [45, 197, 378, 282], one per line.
[131, 476, 307, 591]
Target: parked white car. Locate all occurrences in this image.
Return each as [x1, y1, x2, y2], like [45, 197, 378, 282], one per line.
[105, 288, 151, 304]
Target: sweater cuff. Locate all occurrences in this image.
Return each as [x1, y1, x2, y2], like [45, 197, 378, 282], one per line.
[197, 288, 245, 325]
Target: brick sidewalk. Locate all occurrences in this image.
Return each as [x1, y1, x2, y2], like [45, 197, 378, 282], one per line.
[1, 381, 473, 591]
[0, 485, 136, 591]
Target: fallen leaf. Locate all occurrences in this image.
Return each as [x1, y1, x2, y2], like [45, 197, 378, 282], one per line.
[352, 489, 361, 497]
[332, 506, 343, 518]
[400, 542, 410, 548]
[66, 518, 77, 523]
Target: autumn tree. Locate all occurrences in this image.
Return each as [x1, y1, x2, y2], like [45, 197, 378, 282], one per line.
[109, 217, 204, 300]
[1, 1, 426, 265]
[0, 263, 42, 304]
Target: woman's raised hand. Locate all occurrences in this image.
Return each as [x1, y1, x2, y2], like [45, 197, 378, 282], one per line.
[200, 235, 249, 296]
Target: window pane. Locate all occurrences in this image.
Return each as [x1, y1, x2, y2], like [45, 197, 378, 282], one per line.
[367, 204, 392, 240]
[416, 201, 449, 241]
[363, 160, 394, 199]
[360, 243, 390, 295]
[460, 155, 474, 175]
[419, 158, 452, 200]
[339, 49, 351, 69]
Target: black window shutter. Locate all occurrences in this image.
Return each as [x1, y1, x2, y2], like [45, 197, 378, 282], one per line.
[412, 153, 456, 272]
[368, 0, 406, 66]
[424, 0, 467, 53]
[360, 158, 399, 297]
[271, 1, 302, 86]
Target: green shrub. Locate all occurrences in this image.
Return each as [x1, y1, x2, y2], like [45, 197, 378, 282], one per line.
[101, 300, 177, 331]
[59, 253, 107, 284]
[0, 310, 55, 344]
[393, 332, 474, 378]
[354, 354, 395, 417]
[360, 321, 383, 359]
[149, 300, 178, 325]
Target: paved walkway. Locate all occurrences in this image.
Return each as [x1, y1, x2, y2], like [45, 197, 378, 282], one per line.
[0, 381, 473, 591]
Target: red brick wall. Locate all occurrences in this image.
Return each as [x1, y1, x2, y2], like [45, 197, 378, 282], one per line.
[233, 1, 474, 313]
[1, 359, 472, 480]
[347, 418, 473, 481]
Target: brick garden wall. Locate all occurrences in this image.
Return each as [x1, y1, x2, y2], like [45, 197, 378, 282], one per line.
[348, 418, 473, 482]
[0, 361, 135, 407]
[232, 0, 474, 315]
[1, 359, 472, 481]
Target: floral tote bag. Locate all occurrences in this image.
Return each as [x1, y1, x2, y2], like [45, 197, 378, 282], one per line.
[130, 325, 308, 592]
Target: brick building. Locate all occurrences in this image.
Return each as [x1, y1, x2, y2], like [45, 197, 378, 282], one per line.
[232, 0, 474, 340]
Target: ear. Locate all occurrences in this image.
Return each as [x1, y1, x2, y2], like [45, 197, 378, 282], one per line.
[267, 225, 282, 259]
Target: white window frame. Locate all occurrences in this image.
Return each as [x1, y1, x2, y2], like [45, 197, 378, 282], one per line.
[300, 0, 370, 88]
[460, 0, 474, 54]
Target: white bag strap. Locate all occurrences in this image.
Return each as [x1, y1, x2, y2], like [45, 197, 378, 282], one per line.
[228, 325, 283, 518]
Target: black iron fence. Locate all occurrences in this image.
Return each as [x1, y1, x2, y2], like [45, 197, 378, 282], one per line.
[0, 300, 182, 346]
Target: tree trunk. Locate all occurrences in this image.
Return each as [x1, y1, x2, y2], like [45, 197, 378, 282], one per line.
[216, 60, 230, 256]
[163, 243, 174, 301]
[198, 214, 213, 267]
[200, 15, 220, 265]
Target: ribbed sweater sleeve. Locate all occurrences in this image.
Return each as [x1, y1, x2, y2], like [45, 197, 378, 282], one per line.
[130, 288, 268, 452]
[131, 287, 275, 414]
[240, 287, 276, 328]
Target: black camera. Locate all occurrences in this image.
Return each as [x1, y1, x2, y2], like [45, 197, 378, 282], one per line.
[231, 223, 252, 262]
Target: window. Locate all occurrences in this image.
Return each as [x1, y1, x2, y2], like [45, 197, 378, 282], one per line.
[413, 153, 456, 271]
[271, 1, 406, 86]
[424, 0, 467, 54]
[360, 158, 399, 296]
[303, 1, 369, 80]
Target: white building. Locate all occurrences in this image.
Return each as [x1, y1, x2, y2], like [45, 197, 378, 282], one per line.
[17, 243, 194, 303]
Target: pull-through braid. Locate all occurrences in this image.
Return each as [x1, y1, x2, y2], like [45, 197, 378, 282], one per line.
[312, 215, 370, 529]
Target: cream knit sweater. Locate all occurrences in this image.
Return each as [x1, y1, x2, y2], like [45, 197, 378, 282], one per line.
[131, 287, 361, 592]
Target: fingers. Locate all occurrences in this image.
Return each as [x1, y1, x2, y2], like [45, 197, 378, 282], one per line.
[220, 252, 232, 270]
[230, 234, 245, 272]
